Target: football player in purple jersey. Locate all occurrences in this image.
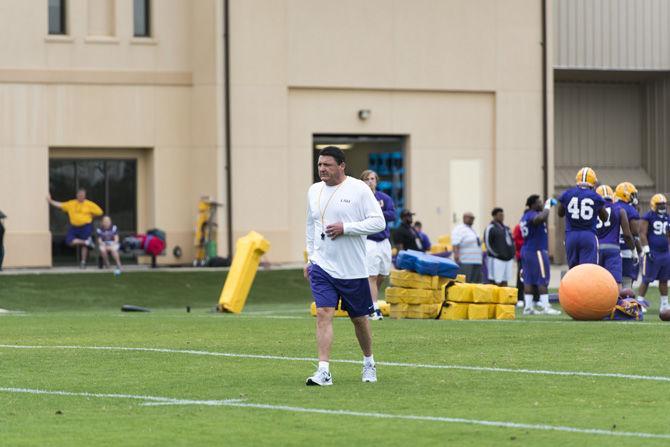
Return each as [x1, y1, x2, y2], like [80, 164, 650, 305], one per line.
[637, 194, 670, 312]
[557, 167, 607, 268]
[595, 185, 635, 288]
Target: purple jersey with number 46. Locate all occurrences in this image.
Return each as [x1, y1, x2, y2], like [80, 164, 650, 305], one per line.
[559, 187, 605, 233]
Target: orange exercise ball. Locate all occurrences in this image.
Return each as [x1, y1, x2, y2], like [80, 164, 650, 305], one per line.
[558, 263, 618, 320]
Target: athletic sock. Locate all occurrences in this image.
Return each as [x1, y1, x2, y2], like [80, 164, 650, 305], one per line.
[524, 294, 534, 309]
[363, 355, 375, 367]
[661, 296, 669, 308]
[373, 303, 380, 311]
[318, 361, 329, 372]
[540, 294, 550, 307]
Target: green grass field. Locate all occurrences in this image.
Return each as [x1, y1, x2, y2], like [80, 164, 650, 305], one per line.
[1, 269, 669, 446]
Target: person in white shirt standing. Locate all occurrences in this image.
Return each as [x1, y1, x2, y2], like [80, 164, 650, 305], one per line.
[304, 146, 386, 386]
[451, 212, 484, 283]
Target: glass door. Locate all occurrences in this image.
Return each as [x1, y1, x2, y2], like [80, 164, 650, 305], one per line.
[49, 159, 137, 266]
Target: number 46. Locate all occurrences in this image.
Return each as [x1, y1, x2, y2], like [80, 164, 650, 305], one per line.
[567, 197, 594, 220]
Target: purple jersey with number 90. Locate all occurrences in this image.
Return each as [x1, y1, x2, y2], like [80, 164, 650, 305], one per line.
[559, 187, 605, 233]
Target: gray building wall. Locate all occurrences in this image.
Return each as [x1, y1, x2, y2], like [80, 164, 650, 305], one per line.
[643, 77, 670, 195]
[554, 0, 670, 70]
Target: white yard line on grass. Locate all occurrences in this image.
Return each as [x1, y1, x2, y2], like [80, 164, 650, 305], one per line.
[0, 386, 668, 440]
[2, 344, 670, 383]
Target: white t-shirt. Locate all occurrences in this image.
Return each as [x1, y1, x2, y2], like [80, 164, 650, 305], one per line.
[306, 176, 385, 279]
[451, 223, 483, 264]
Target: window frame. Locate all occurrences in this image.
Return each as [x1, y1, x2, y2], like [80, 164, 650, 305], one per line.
[133, 0, 151, 38]
[48, 0, 67, 35]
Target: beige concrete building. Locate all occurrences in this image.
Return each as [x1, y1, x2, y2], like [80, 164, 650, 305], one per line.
[1, 0, 550, 268]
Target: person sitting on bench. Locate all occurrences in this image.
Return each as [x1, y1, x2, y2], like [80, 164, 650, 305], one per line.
[97, 215, 122, 276]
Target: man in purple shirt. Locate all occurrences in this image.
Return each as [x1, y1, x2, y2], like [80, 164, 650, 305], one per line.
[361, 169, 396, 320]
[637, 194, 670, 312]
[557, 167, 607, 268]
[595, 185, 634, 286]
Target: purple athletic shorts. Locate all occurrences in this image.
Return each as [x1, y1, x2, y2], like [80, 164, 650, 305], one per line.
[598, 248, 622, 283]
[641, 252, 670, 284]
[622, 257, 640, 281]
[309, 263, 374, 318]
[565, 231, 599, 268]
[65, 223, 93, 245]
[520, 248, 550, 287]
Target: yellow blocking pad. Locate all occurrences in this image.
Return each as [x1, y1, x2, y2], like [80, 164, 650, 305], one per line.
[389, 303, 442, 319]
[429, 243, 451, 254]
[472, 284, 498, 303]
[496, 287, 518, 304]
[455, 274, 466, 283]
[385, 286, 445, 304]
[389, 270, 451, 290]
[437, 234, 451, 245]
[309, 300, 390, 317]
[217, 231, 270, 313]
[496, 304, 516, 320]
[468, 303, 492, 320]
[439, 301, 469, 320]
[446, 283, 474, 302]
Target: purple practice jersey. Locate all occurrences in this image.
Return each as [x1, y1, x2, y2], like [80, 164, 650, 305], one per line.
[643, 211, 670, 253]
[618, 202, 640, 250]
[596, 201, 622, 246]
[367, 190, 396, 242]
[519, 210, 548, 251]
[559, 187, 605, 233]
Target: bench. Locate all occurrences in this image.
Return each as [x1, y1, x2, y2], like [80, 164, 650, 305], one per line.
[97, 248, 164, 269]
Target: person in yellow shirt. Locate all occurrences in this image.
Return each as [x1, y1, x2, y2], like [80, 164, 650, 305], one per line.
[47, 188, 103, 268]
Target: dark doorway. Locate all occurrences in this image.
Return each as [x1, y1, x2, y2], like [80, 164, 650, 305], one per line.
[49, 159, 137, 266]
[313, 134, 407, 226]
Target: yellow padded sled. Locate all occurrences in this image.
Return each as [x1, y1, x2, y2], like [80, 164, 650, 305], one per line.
[446, 283, 474, 303]
[385, 286, 445, 304]
[472, 284, 497, 303]
[496, 287, 518, 304]
[389, 303, 442, 319]
[389, 270, 451, 290]
[438, 301, 469, 320]
[468, 303, 492, 320]
[217, 231, 270, 313]
[495, 304, 516, 320]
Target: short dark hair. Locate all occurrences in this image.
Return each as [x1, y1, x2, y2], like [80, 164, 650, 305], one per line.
[526, 194, 540, 208]
[491, 207, 503, 217]
[318, 146, 345, 165]
[414, 221, 422, 228]
[77, 188, 87, 194]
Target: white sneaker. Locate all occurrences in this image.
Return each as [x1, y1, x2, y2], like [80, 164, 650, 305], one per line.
[306, 369, 333, 386]
[362, 364, 377, 383]
[114, 268, 122, 276]
[538, 304, 561, 315]
[522, 307, 536, 315]
[369, 309, 383, 320]
[660, 304, 670, 313]
[516, 300, 524, 308]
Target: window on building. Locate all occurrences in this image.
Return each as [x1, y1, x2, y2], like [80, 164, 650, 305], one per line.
[48, 0, 67, 35]
[133, 0, 151, 37]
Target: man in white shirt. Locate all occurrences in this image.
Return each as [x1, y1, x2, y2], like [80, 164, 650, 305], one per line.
[451, 212, 484, 283]
[304, 146, 385, 386]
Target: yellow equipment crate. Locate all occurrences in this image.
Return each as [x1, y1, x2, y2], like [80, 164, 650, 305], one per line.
[437, 234, 451, 245]
[496, 304, 516, 320]
[496, 287, 518, 304]
[389, 270, 451, 290]
[389, 303, 442, 319]
[217, 231, 270, 313]
[472, 284, 497, 303]
[385, 286, 445, 304]
[468, 303, 492, 320]
[446, 283, 474, 302]
[455, 274, 466, 283]
[438, 301, 469, 320]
